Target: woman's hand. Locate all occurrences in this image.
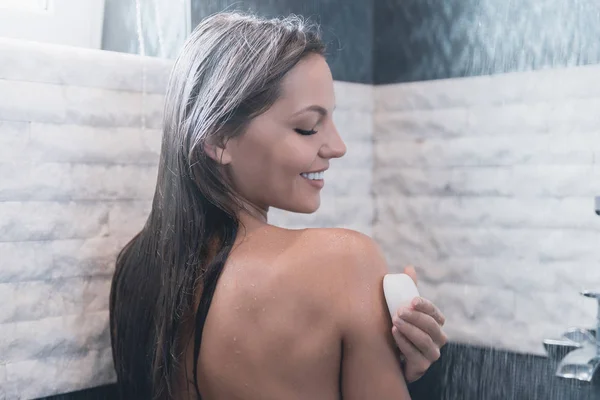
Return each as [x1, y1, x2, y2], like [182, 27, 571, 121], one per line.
[391, 266, 447, 383]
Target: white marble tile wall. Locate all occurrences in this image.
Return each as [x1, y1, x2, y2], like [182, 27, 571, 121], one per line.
[0, 38, 373, 398]
[0, 37, 169, 399]
[374, 65, 600, 355]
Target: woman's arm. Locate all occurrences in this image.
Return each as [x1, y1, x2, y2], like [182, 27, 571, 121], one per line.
[336, 231, 411, 400]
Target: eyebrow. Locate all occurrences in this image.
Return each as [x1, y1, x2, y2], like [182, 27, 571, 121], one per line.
[292, 104, 336, 117]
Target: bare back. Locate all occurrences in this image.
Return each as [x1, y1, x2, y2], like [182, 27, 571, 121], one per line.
[174, 226, 410, 400]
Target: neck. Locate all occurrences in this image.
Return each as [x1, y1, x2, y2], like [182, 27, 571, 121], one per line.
[237, 200, 269, 236]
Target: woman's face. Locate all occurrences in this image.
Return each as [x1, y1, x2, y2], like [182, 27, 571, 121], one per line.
[222, 53, 346, 214]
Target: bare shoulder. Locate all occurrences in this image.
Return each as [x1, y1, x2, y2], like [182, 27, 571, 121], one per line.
[293, 227, 389, 276]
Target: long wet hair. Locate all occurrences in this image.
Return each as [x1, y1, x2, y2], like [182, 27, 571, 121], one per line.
[108, 12, 325, 400]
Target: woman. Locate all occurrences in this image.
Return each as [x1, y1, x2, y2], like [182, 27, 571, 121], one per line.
[110, 12, 447, 400]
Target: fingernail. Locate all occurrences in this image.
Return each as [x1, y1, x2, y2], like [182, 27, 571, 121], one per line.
[412, 297, 422, 307]
[399, 308, 411, 318]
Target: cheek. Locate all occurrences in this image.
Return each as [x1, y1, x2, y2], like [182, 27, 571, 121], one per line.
[228, 133, 319, 201]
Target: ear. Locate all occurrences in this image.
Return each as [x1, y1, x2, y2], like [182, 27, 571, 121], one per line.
[204, 138, 232, 165]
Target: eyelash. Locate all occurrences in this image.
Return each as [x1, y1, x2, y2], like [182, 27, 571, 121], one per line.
[295, 128, 318, 136]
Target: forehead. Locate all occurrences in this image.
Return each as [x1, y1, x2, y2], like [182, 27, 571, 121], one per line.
[274, 53, 335, 112]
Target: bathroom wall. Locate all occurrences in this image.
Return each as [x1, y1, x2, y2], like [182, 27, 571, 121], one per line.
[191, 0, 374, 83]
[0, 37, 169, 399]
[373, 0, 600, 355]
[0, 37, 372, 399]
[374, 64, 600, 355]
[374, 0, 600, 84]
[102, 0, 375, 83]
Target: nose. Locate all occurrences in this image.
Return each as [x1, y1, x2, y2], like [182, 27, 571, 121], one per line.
[319, 123, 346, 159]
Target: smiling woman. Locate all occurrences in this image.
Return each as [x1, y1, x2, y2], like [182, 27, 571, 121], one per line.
[108, 11, 445, 400]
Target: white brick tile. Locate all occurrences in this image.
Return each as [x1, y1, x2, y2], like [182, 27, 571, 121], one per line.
[0, 163, 158, 202]
[107, 200, 152, 237]
[0, 201, 110, 242]
[375, 223, 600, 264]
[0, 311, 109, 364]
[0, 37, 171, 94]
[334, 111, 373, 142]
[375, 108, 468, 140]
[325, 168, 371, 197]
[0, 121, 30, 164]
[28, 123, 161, 164]
[6, 347, 115, 400]
[514, 291, 597, 338]
[375, 132, 600, 168]
[376, 196, 600, 230]
[0, 80, 163, 128]
[63, 85, 163, 128]
[0, 80, 67, 123]
[0, 237, 122, 284]
[0, 276, 110, 324]
[375, 76, 497, 111]
[0, 364, 6, 399]
[334, 82, 373, 112]
[335, 139, 372, 170]
[374, 66, 600, 355]
[375, 63, 600, 111]
[383, 249, 597, 296]
[546, 97, 600, 134]
[269, 196, 372, 230]
[375, 165, 600, 197]
[466, 102, 551, 136]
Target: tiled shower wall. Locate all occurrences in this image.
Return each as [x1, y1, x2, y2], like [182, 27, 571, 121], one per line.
[0, 38, 372, 398]
[374, 64, 600, 355]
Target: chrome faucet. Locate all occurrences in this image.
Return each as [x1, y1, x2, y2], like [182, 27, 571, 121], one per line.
[542, 197, 600, 382]
[543, 291, 600, 382]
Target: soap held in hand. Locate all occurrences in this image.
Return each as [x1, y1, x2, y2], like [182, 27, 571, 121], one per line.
[383, 273, 420, 318]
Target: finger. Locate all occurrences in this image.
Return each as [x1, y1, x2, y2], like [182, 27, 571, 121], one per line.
[403, 265, 418, 285]
[394, 314, 441, 362]
[410, 297, 446, 327]
[397, 307, 447, 348]
[391, 326, 430, 380]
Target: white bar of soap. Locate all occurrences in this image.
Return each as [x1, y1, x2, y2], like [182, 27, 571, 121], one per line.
[383, 273, 420, 318]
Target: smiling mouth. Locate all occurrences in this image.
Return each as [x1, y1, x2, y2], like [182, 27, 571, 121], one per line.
[300, 171, 325, 180]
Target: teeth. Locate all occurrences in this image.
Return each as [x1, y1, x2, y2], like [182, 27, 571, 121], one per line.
[301, 171, 325, 180]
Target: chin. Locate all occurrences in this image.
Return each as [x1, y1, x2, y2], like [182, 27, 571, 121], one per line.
[281, 196, 321, 214]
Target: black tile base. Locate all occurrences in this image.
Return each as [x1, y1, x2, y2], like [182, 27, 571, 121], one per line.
[409, 343, 600, 400]
[36, 385, 117, 400]
[36, 343, 600, 400]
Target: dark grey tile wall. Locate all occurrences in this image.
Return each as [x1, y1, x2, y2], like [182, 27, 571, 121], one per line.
[375, 0, 600, 84]
[410, 343, 600, 400]
[191, 0, 373, 83]
[37, 343, 600, 400]
[102, 0, 373, 83]
[102, 0, 600, 84]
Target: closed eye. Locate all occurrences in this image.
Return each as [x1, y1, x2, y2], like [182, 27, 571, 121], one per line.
[295, 128, 318, 136]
